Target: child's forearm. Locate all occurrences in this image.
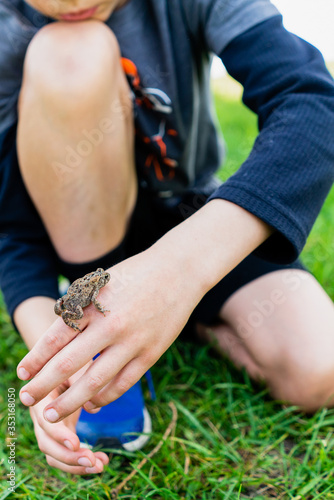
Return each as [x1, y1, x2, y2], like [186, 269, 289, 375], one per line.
[14, 199, 271, 354]
[14, 297, 57, 350]
[15, 199, 271, 351]
[151, 198, 273, 296]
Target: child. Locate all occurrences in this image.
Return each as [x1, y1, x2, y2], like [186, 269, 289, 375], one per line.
[1, 0, 333, 475]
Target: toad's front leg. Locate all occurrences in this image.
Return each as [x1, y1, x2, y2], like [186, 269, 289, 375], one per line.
[91, 289, 110, 316]
[54, 298, 64, 316]
[61, 306, 84, 332]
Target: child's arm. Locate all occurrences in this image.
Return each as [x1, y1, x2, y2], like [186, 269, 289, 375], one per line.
[208, 14, 334, 264]
[180, 2, 334, 264]
[16, 198, 272, 421]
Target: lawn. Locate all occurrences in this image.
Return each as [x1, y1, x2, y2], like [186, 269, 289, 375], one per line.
[1, 82, 334, 499]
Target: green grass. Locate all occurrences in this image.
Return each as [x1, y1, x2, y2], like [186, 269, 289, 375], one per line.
[1, 92, 334, 500]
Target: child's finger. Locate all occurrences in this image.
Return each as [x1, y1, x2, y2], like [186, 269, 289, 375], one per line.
[32, 413, 109, 468]
[18, 322, 110, 407]
[95, 451, 110, 465]
[34, 413, 81, 453]
[84, 357, 146, 410]
[29, 395, 81, 451]
[45, 454, 105, 475]
[41, 344, 136, 423]
[16, 316, 88, 381]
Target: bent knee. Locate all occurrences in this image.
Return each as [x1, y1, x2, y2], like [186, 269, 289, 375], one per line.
[21, 20, 122, 105]
[268, 360, 334, 413]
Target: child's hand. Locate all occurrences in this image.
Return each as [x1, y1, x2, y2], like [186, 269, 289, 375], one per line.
[16, 199, 270, 423]
[16, 244, 204, 422]
[28, 364, 109, 474]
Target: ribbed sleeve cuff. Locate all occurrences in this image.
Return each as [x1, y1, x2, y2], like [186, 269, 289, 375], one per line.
[207, 181, 307, 264]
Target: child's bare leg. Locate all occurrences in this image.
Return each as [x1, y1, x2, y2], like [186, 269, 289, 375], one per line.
[197, 270, 334, 413]
[17, 20, 136, 263]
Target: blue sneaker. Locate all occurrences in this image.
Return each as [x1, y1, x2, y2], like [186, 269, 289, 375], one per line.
[76, 372, 155, 452]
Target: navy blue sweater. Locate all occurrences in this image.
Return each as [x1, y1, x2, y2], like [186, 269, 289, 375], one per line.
[0, 16, 334, 320]
[211, 16, 334, 262]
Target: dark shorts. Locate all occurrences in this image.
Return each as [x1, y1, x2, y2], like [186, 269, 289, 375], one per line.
[60, 178, 307, 328]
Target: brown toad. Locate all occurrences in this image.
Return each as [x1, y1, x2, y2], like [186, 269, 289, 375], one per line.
[54, 268, 110, 332]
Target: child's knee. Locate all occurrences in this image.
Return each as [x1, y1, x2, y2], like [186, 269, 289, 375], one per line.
[267, 350, 334, 413]
[20, 21, 122, 108]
